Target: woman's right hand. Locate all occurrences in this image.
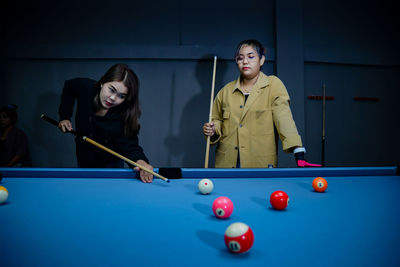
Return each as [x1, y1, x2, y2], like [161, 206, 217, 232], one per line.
[58, 120, 73, 133]
[203, 122, 216, 136]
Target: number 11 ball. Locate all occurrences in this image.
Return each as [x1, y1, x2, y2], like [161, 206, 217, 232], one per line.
[224, 222, 254, 254]
[198, 179, 214, 194]
[0, 186, 8, 204]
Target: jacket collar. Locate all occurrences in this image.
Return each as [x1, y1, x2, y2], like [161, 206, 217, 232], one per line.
[232, 72, 270, 93]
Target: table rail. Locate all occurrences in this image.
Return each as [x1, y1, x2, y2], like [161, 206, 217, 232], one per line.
[0, 166, 397, 179]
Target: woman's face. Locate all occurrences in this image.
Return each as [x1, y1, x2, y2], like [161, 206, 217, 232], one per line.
[0, 112, 12, 128]
[236, 45, 265, 79]
[99, 81, 128, 110]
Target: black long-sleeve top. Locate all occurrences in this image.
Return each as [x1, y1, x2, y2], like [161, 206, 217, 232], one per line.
[58, 78, 148, 168]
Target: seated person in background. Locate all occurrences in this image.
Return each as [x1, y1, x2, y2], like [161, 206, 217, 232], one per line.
[202, 39, 320, 168]
[58, 63, 153, 183]
[0, 104, 32, 167]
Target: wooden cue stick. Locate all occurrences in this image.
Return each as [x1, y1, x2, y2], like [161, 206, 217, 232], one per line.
[204, 56, 217, 168]
[322, 84, 326, 167]
[40, 114, 169, 182]
[83, 137, 168, 182]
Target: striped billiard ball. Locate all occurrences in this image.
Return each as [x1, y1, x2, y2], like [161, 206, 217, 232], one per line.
[224, 222, 254, 253]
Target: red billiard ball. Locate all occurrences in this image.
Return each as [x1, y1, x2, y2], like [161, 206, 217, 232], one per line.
[270, 190, 289, 210]
[224, 222, 254, 253]
[212, 196, 233, 219]
[313, 177, 328, 192]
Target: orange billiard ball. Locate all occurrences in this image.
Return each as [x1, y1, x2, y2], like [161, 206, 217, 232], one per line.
[313, 177, 328, 192]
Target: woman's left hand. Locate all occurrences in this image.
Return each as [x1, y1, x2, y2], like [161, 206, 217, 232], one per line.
[134, 160, 154, 183]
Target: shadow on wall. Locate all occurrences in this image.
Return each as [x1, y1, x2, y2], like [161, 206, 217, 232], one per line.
[32, 91, 76, 167]
[165, 55, 229, 167]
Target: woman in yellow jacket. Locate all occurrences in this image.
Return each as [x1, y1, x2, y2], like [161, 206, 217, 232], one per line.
[203, 39, 320, 168]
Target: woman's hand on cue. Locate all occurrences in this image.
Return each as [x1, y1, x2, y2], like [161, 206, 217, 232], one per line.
[134, 160, 154, 183]
[58, 120, 73, 133]
[203, 122, 216, 136]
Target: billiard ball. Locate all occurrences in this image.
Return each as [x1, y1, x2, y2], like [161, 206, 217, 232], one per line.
[313, 177, 328, 192]
[0, 186, 8, 204]
[198, 178, 214, 194]
[224, 222, 254, 254]
[270, 190, 289, 210]
[212, 196, 233, 219]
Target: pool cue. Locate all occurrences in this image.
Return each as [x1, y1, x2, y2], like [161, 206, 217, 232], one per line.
[40, 114, 169, 182]
[204, 56, 217, 168]
[322, 84, 326, 167]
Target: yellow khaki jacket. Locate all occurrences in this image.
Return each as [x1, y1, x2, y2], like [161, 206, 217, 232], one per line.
[211, 72, 302, 168]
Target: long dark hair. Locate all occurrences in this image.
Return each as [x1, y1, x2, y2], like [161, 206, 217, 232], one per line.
[95, 64, 141, 137]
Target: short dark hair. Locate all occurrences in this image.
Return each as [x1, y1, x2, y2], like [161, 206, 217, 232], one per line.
[234, 39, 266, 59]
[0, 104, 18, 125]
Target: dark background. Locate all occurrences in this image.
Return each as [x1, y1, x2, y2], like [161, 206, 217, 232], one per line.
[1, 0, 399, 168]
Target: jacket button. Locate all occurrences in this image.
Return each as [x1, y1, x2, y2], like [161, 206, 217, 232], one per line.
[240, 105, 243, 108]
[239, 124, 243, 128]
[235, 146, 238, 150]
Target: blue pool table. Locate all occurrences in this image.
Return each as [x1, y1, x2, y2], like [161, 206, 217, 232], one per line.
[0, 167, 399, 266]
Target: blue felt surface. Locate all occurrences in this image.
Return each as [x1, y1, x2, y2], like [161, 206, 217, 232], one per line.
[0, 169, 400, 266]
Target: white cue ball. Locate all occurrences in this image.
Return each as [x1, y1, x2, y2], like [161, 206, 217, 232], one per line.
[198, 179, 214, 194]
[0, 186, 9, 204]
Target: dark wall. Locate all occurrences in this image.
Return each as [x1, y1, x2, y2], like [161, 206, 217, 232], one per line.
[2, 0, 399, 168]
[303, 0, 400, 166]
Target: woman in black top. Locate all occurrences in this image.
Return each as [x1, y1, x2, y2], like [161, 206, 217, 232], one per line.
[58, 63, 153, 183]
[0, 104, 32, 167]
